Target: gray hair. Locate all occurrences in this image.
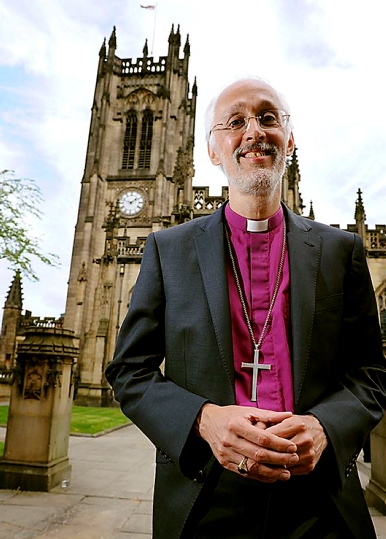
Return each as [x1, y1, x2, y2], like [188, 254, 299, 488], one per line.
[204, 77, 293, 143]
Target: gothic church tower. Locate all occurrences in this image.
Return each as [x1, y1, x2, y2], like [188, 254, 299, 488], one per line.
[0, 271, 22, 370]
[64, 26, 197, 405]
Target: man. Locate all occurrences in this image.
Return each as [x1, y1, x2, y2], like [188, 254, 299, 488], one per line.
[105, 78, 386, 538]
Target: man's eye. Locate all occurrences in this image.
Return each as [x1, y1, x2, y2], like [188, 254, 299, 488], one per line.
[227, 118, 246, 129]
[260, 112, 279, 126]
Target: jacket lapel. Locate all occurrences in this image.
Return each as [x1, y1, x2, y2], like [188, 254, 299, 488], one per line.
[193, 208, 235, 396]
[285, 209, 321, 408]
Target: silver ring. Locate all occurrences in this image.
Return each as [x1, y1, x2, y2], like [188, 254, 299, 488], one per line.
[237, 456, 249, 475]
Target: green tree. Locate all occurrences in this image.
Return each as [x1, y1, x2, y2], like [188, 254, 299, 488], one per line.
[0, 169, 59, 280]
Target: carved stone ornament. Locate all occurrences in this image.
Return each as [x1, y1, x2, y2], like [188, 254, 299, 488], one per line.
[126, 89, 155, 108]
[77, 262, 87, 282]
[45, 361, 63, 390]
[23, 364, 44, 400]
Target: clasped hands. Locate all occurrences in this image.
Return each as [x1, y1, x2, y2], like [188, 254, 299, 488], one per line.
[197, 403, 328, 482]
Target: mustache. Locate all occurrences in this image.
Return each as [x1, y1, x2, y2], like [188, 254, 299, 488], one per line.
[235, 142, 279, 160]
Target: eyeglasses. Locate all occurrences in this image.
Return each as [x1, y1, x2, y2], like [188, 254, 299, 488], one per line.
[209, 110, 290, 136]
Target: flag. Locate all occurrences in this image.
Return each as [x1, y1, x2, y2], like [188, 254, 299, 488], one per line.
[140, 4, 156, 9]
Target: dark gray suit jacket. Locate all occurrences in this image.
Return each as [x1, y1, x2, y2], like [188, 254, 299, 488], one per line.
[105, 204, 386, 538]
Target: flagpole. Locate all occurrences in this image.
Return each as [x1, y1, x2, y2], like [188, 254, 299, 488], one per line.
[151, 5, 157, 56]
[140, 4, 158, 56]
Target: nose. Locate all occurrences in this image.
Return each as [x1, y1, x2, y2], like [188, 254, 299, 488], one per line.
[244, 116, 266, 140]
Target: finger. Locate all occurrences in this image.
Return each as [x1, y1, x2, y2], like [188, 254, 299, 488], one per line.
[246, 409, 292, 426]
[234, 455, 280, 481]
[234, 439, 299, 471]
[243, 460, 292, 482]
[252, 447, 299, 467]
[266, 417, 305, 438]
[243, 427, 298, 453]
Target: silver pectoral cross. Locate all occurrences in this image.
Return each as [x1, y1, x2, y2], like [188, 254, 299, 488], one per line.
[241, 345, 272, 402]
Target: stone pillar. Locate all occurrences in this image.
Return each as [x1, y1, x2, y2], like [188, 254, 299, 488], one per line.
[0, 326, 78, 491]
[366, 415, 386, 514]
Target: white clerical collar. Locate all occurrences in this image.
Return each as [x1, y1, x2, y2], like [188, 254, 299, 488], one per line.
[246, 219, 269, 232]
[225, 203, 283, 233]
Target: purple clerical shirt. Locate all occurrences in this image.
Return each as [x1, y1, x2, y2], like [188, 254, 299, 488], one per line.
[225, 203, 294, 412]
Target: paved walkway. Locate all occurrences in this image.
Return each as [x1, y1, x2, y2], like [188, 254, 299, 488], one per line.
[0, 425, 154, 538]
[0, 424, 386, 538]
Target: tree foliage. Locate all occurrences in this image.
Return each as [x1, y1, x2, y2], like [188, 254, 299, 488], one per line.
[0, 169, 59, 281]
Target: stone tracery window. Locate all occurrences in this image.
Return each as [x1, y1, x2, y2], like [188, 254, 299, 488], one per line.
[138, 109, 153, 169]
[122, 112, 137, 169]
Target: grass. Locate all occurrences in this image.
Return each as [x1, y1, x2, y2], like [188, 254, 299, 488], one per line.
[70, 405, 129, 435]
[0, 405, 130, 455]
[0, 406, 9, 426]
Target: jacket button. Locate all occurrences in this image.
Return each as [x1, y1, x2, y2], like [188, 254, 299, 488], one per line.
[194, 470, 205, 483]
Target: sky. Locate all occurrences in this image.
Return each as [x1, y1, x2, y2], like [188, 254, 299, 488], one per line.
[0, 0, 385, 318]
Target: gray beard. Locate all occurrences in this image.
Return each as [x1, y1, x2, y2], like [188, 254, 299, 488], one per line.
[222, 145, 286, 197]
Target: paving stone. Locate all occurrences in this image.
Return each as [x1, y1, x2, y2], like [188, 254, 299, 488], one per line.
[121, 512, 152, 535]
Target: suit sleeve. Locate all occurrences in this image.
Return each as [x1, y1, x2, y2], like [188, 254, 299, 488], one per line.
[105, 233, 211, 478]
[307, 233, 386, 488]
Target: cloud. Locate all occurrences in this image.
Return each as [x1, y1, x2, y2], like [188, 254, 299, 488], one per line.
[273, 0, 340, 68]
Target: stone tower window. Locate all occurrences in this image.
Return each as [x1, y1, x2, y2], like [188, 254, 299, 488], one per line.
[122, 112, 137, 169]
[138, 109, 153, 168]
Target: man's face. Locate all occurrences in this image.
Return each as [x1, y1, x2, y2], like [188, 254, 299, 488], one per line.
[207, 80, 294, 197]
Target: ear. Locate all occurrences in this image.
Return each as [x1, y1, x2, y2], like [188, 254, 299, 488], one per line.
[207, 142, 222, 166]
[286, 132, 295, 156]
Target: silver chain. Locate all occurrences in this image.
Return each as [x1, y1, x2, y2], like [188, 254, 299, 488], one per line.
[225, 219, 287, 351]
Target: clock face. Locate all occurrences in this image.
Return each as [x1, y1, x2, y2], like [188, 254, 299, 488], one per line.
[119, 189, 145, 217]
